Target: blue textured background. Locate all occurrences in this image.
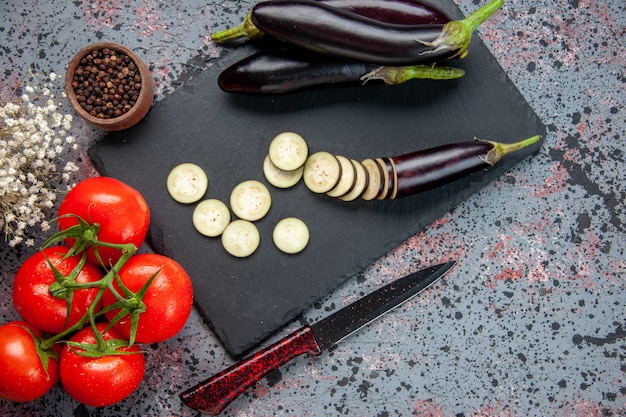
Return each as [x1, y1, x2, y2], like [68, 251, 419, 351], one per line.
[1, 1, 624, 416]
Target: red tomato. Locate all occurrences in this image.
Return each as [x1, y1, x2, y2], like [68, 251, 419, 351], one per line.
[0, 321, 59, 402]
[12, 246, 103, 334]
[102, 253, 193, 344]
[58, 176, 150, 266]
[59, 323, 145, 407]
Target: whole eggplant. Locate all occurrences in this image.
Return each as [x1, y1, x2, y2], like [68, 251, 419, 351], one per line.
[218, 47, 465, 95]
[211, 0, 451, 43]
[250, 0, 504, 66]
[388, 135, 541, 199]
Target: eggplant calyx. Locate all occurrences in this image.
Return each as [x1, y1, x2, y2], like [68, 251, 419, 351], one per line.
[417, 0, 504, 59]
[481, 134, 542, 166]
[211, 12, 263, 43]
[361, 64, 465, 85]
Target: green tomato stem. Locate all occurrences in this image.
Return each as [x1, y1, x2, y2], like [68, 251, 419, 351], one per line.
[40, 242, 137, 351]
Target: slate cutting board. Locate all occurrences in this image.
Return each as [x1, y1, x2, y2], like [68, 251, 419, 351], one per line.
[88, 1, 546, 358]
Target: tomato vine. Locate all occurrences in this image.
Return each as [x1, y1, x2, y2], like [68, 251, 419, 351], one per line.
[3, 176, 192, 405]
[39, 215, 144, 357]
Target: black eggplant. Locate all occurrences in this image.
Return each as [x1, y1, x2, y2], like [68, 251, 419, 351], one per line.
[298, 135, 542, 200]
[388, 135, 541, 199]
[250, 0, 504, 66]
[218, 47, 465, 95]
[211, 0, 451, 43]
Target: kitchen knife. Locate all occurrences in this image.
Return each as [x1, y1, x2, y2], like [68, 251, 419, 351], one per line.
[180, 260, 456, 415]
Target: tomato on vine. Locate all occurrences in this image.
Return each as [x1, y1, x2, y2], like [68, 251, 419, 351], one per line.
[57, 176, 150, 267]
[102, 253, 194, 344]
[0, 321, 59, 402]
[59, 323, 145, 407]
[12, 246, 103, 334]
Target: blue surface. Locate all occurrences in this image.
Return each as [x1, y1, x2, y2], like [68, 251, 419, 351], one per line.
[1, 0, 624, 416]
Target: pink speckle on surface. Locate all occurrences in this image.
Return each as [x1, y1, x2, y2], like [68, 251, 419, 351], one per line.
[403, 230, 466, 265]
[82, 0, 126, 28]
[411, 399, 447, 416]
[135, 4, 169, 37]
[556, 397, 622, 417]
[471, 399, 518, 417]
[1, 0, 624, 416]
[531, 162, 569, 198]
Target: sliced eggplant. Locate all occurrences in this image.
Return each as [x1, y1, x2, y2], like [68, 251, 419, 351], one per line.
[263, 154, 304, 189]
[360, 158, 383, 201]
[339, 159, 369, 202]
[272, 217, 310, 254]
[268, 131, 309, 171]
[167, 163, 208, 204]
[230, 180, 272, 221]
[303, 151, 342, 193]
[193, 199, 231, 237]
[375, 157, 397, 200]
[326, 155, 356, 198]
[221, 219, 261, 257]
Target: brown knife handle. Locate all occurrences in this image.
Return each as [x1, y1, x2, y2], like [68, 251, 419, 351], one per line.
[180, 326, 322, 415]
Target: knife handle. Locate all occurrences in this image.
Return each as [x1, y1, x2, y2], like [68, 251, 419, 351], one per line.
[180, 326, 322, 415]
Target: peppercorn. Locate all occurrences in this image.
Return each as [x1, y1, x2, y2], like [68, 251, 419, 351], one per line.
[71, 47, 142, 119]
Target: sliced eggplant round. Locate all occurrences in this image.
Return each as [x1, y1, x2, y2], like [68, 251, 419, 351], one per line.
[387, 157, 399, 200]
[230, 180, 272, 221]
[263, 154, 303, 189]
[193, 199, 231, 237]
[375, 157, 394, 200]
[268, 131, 309, 171]
[221, 219, 261, 257]
[361, 158, 383, 201]
[339, 159, 369, 202]
[303, 151, 342, 193]
[326, 155, 356, 198]
[272, 217, 310, 254]
[167, 163, 209, 204]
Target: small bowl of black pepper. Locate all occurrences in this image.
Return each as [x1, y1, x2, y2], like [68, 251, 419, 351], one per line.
[65, 42, 154, 131]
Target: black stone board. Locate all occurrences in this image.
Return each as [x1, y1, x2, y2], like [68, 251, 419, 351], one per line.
[89, 1, 546, 358]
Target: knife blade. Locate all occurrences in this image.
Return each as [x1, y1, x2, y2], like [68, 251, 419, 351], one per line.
[180, 260, 456, 415]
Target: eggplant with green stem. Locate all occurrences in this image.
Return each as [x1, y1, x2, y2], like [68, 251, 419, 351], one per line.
[387, 135, 542, 199]
[218, 47, 465, 95]
[211, 0, 452, 43]
[310, 135, 543, 201]
[250, 0, 504, 66]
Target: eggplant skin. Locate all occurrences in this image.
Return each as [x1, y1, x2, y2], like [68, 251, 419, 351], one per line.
[392, 141, 495, 198]
[317, 0, 451, 25]
[211, 0, 451, 44]
[390, 135, 543, 199]
[218, 49, 377, 95]
[251, 0, 456, 66]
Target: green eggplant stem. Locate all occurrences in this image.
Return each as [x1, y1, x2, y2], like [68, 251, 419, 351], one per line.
[211, 12, 261, 43]
[361, 64, 465, 84]
[421, 0, 504, 59]
[483, 134, 542, 166]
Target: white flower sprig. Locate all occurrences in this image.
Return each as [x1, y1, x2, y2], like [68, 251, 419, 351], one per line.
[1, 72, 80, 247]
